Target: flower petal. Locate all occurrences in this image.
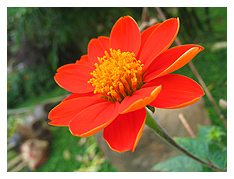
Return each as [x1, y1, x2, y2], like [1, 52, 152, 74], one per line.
[61, 92, 95, 103]
[119, 85, 162, 114]
[48, 95, 105, 126]
[88, 36, 110, 64]
[69, 101, 119, 137]
[103, 108, 146, 153]
[110, 16, 141, 54]
[144, 74, 205, 109]
[76, 55, 92, 66]
[54, 63, 95, 93]
[139, 18, 180, 70]
[144, 45, 204, 82]
[137, 23, 161, 58]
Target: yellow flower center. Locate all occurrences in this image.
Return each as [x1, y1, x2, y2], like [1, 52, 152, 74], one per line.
[88, 49, 144, 102]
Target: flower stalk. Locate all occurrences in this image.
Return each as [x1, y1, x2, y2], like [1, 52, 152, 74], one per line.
[145, 108, 226, 172]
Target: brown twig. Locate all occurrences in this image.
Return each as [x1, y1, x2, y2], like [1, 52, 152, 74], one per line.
[142, 7, 149, 22]
[178, 113, 196, 138]
[140, 7, 158, 32]
[187, 61, 227, 128]
[154, 7, 227, 128]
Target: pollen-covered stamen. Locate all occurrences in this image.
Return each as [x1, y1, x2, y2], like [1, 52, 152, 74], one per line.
[88, 49, 144, 102]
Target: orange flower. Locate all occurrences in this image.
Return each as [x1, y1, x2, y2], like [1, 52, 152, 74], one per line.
[48, 16, 204, 153]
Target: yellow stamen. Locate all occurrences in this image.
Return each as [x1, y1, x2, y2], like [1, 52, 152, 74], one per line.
[118, 82, 127, 97]
[120, 77, 132, 95]
[131, 77, 137, 92]
[88, 49, 144, 102]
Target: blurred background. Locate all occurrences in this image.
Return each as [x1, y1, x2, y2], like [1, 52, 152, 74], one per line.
[7, 7, 227, 172]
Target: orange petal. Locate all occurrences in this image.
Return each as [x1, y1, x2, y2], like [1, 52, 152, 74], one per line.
[139, 18, 180, 70]
[110, 16, 141, 54]
[119, 85, 162, 114]
[88, 36, 110, 64]
[103, 108, 146, 153]
[144, 45, 204, 82]
[54, 63, 95, 93]
[144, 74, 205, 109]
[48, 95, 105, 126]
[76, 55, 92, 66]
[137, 23, 161, 58]
[69, 101, 120, 137]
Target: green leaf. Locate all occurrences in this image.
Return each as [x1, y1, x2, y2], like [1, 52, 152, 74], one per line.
[175, 126, 227, 170]
[152, 155, 202, 172]
[208, 149, 227, 169]
[197, 126, 226, 143]
[174, 138, 209, 160]
[197, 126, 214, 140]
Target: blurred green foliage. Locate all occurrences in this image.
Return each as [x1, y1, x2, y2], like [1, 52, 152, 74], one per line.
[7, 65, 56, 108]
[35, 127, 116, 172]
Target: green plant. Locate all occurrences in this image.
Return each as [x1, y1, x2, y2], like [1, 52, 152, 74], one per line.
[7, 65, 56, 108]
[152, 126, 227, 172]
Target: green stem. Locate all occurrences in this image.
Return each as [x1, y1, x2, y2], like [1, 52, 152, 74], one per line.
[145, 109, 226, 172]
